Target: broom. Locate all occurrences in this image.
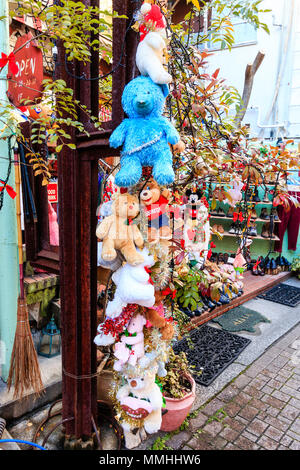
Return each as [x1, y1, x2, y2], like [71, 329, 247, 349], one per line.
[7, 157, 44, 399]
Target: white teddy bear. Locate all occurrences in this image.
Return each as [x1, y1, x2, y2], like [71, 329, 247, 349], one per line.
[135, 2, 172, 85]
[184, 202, 210, 265]
[117, 368, 163, 435]
[105, 247, 156, 319]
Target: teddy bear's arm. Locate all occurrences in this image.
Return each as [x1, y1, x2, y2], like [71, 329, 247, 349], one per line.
[132, 225, 144, 249]
[160, 117, 180, 145]
[109, 120, 128, 149]
[149, 386, 164, 409]
[121, 332, 144, 345]
[116, 384, 130, 401]
[96, 216, 113, 240]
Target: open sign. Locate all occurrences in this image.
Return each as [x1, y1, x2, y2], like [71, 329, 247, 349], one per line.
[48, 182, 58, 203]
[8, 32, 43, 107]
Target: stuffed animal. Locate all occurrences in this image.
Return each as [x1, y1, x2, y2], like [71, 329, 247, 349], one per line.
[106, 247, 156, 319]
[184, 200, 210, 264]
[114, 313, 147, 371]
[109, 76, 185, 188]
[184, 188, 203, 228]
[135, 2, 172, 85]
[224, 179, 243, 207]
[96, 193, 144, 266]
[144, 290, 174, 341]
[140, 178, 171, 242]
[117, 368, 163, 434]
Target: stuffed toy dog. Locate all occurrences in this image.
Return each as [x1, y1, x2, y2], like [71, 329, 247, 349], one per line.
[109, 76, 185, 188]
[96, 193, 144, 266]
[135, 2, 172, 85]
[105, 247, 156, 319]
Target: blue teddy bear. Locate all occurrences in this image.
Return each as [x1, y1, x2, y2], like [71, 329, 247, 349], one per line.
[109, 76, 183, 188]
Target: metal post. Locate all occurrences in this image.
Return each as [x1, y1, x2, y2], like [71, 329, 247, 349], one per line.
[57, 0, 140, 446]
[0, 0, 19, 381]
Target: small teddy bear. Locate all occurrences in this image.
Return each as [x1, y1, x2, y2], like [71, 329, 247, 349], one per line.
[117, 367, 163, 435]
[96, 193, 144, 266]
[140, 177, 171, 243]
[184, 199, 210, 265]
[109, 76, 185, 188]
[114, 313, 147, 371]
[105, 247, 156, 319]
[135, 2, 172, 85]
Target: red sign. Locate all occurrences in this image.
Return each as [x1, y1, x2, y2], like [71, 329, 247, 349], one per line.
[47, 182, 58, 203]
[8, 32, 44, 107]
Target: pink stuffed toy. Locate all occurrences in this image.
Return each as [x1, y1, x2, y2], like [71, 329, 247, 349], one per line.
[48, 201, 59, 246]
[114, 313, 147, 372]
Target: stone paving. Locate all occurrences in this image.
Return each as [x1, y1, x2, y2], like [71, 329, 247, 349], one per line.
[147, 322, 300, 451]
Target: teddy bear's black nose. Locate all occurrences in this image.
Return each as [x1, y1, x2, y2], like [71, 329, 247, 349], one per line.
[138, 100, 146, 106]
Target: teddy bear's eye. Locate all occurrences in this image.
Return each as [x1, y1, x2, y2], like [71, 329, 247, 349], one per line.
[147, 91, 150, 94]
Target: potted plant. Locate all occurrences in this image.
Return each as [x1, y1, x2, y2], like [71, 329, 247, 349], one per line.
[291, 256, 300, 279]
[159, 349, 196, 432]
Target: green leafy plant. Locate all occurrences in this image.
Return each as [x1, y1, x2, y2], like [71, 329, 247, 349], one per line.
[291, 256, 300, 279]
[160, 348, 194, 399]
[175, 267, 207, 311]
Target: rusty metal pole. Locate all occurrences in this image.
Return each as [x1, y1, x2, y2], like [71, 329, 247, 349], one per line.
[57, 0, 140, 447]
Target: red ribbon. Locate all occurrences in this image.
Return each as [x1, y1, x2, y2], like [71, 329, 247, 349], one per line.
[144, 266, 154, 285]
[0, 184, 17, 199]
[161, 287, 176, 299]
[0, 52, 19, 76]
[233, 211, 244, 222]
[210, 242, 216, 248]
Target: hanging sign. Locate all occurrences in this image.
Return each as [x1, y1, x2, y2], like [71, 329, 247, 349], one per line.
[47, 182, 58, 203]
[8, 32, 44, 107]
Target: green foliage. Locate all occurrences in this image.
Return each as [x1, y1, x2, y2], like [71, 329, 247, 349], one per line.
[291, 256, 300, 279]
[160, 349, 193, 399]
[175, 267, 206, 311]
[0, 0, 119, 183]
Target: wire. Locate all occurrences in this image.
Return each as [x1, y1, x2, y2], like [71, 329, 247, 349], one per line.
[0, 439, 46, 450]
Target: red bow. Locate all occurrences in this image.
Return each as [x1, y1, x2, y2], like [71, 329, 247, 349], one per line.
[161, 287, 176, 299]
[0, 184, 17, 199]
[210, 242, 216, 248]
[0, 52, 19, 76]
[144, 266, 154, 285]
[233, 211, 244, 222]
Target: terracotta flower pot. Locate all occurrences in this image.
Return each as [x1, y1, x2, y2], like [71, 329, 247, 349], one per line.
[160, 373, 196, 432]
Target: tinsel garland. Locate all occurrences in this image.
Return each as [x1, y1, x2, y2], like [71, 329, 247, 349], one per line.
[148, 244, 172, 289]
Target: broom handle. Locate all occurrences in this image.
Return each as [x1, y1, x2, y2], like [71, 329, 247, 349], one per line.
[14, 157, 24, 299]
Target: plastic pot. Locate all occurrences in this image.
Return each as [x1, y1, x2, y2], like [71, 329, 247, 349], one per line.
[160, 373, 196, 432]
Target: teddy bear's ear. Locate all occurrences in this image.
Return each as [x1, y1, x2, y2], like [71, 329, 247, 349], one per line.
[159, 83, 169, 98]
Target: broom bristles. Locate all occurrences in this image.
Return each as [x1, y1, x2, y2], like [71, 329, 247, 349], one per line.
[7, 297, 44, 399]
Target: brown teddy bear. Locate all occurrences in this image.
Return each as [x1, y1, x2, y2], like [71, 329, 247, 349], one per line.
[96, 193, 145, 266]
[139, 178, 171, 243]
[144, 290, 174, 341]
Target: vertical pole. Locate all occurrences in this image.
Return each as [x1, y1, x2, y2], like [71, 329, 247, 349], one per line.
[0, 1, 19, 381]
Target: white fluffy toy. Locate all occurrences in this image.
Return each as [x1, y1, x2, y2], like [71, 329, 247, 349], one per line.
[117, 368, 163, 434]
[135, 2, 172, 85]
[105, 247, 156, 319]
